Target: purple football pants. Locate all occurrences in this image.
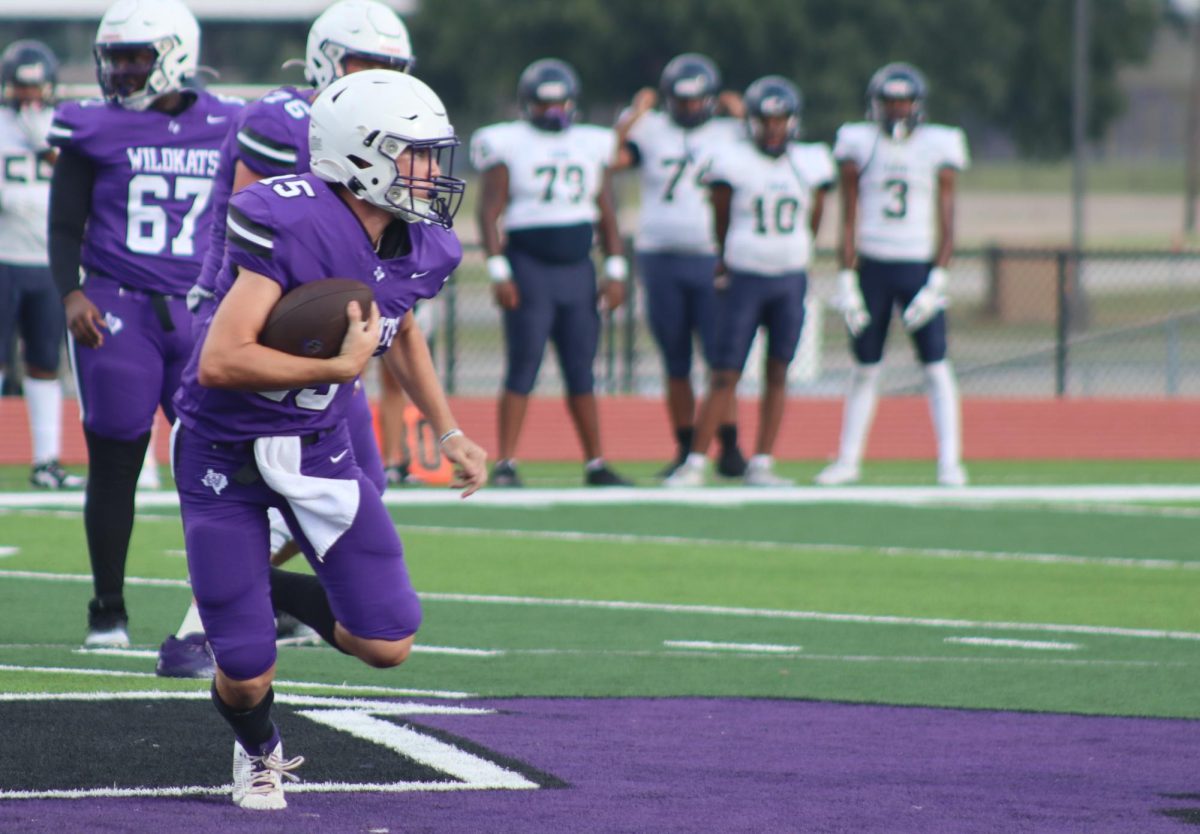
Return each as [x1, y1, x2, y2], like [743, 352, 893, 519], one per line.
[172, 419, 420, 681]
[69, 275, 193, 441]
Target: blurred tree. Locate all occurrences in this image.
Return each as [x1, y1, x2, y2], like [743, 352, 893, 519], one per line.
[0, 0, 1157, 157]
[407, 0, 1155, 156]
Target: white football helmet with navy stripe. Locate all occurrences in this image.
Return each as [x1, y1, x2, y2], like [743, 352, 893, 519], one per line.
[309, 70, 463, 228]
[93, 0, 199, 111]
[305, 0, 414, 92]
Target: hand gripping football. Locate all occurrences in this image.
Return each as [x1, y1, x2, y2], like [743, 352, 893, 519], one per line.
[259, 278, 375, 359]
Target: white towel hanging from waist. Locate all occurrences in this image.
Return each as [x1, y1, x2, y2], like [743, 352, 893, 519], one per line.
[253, 435, 359, 560]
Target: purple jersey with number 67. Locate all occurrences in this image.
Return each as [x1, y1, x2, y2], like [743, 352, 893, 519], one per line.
[47, 92, 243, 295]
[173, 172, 461, 442]
[194, 86, 313, 296]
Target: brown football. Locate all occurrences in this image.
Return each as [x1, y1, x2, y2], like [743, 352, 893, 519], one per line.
[259, 278, 375, 359]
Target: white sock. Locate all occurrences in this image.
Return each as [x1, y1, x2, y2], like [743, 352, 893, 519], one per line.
[924, 360, 962, 468]
[836, 364, 882, 466]
[684, 452, 707, 469]
[584, 457, 606, 472]
[267, 507, 292, 554]
[175, 599, 205, 638]
[25, 377, 63, 465]
[748, 454, 773, 470]
[143, 427, 158, 469]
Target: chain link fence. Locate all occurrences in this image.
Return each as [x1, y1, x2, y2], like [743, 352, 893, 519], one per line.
[423, 245, 1200, 400]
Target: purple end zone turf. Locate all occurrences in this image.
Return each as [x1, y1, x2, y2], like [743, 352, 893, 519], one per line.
[2, 698, 1196, 833]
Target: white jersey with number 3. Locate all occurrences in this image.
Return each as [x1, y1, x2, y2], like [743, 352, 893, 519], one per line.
[625, 112, 742, 255]
[706, 139, 835, 276]
[834, 121, 969, 262]
[469, 120, 614, 231]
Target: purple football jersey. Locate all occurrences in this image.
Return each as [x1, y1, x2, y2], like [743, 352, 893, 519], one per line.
[195, 86, 313, 295]
[173, 172, 462, 442]
[48, 92, 243, 296]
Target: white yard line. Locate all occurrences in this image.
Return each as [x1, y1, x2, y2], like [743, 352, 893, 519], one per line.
[0, 484, 1199, 510]
[945, 636, 1082, 651]
[419, 592, 1200, 642]
[664, 640, 803, 654]
[1, 568, 1196, 643]
[395, 524, 1199, 571]
[496, 647, 1186, 668]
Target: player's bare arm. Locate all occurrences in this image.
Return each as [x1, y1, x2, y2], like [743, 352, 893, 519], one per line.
[479, 163, 518, 310]
[809, 187, 828, 240]
[716, 90, 745, 118]
[232, 159, 266, 193]
[612, 87, 656, 170]
[934, 166, 956, 268]
[596, 167, 626, 310]
[382, 313, 486, 496]
[198, 269, 379, 389]
[837, 159, 860, 269]
[709, 181, 732, 286]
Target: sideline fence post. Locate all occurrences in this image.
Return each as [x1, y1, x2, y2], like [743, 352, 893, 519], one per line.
[1055, 250, 1070, 397]
[623, 246, 637, 394]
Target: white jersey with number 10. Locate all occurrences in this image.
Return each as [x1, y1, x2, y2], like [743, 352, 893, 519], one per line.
[834, 121, 969, 263]
[705, 139, 835, 276]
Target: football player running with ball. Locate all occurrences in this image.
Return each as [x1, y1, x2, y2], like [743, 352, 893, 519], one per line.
[817, 63, 970, 487]
[172, 70, 486, 810]
[472, 58, 632, 488]
[612, 53, 750, 480]
[157, 0, 418, 679]
[665, 76, 834, 488]
[47, 0, 243, 649]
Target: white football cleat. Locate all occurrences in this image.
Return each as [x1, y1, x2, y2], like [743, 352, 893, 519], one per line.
[83, 624, 130, 649]
[662, 458, 707, 488]
[743, 466, 794, 487]
[814, 460, 861, 486]
[937, 463, 969, 487]
[232, 739, 304, 811]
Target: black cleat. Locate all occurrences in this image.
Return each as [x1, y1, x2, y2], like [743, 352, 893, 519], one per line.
[585, 465, 633, 487]
[490, 460, 524, 488]
[716, 446, 748, 478]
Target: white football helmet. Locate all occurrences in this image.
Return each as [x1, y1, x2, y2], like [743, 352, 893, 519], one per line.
[309, 69, 463, 228]
[305, 0, 414, 92]
[93, 0, 199, 111]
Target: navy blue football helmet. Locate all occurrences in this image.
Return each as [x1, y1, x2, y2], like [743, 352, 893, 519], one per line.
[518, 58, 580, 132]
[659, 52, 720, 129]
[867, 62, 927, 139]
[744, 75, 801, 157]
[1, 40, 58, 109]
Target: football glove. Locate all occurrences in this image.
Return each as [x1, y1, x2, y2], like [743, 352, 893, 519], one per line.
[834, 269, 870, 337]
[901, 266, 949, 332]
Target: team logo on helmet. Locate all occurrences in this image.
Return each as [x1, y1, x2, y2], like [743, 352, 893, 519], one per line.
[659, 53, 720, 129]
[517, 58, 580, 132]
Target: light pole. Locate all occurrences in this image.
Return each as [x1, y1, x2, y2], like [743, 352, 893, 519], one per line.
[1071, 0, 1089, 257]
[1174, 0, 1200, 234]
